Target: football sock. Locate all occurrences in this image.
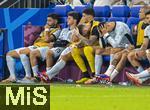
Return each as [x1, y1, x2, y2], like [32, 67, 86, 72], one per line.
[6, 56, 16, 78]
[47, 59, 66, 79]
[136, 66, 144, 73]
[46, 67, 52, 71]
[32, 65, 38, 76]
[104, 65, 115, 76]
[134, 70, 150, 78]
[110, 54, 114, 64]
[110, 69, 119, 81]
[95, 55, 103, 76]
[20, 54, 31, 78]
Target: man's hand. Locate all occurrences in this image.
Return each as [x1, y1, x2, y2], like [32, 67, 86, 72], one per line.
[44, 24, 50, 30]
[79, 17, 87, 24]
[98, 24, 108, 36]
[73, 28, 80, 37]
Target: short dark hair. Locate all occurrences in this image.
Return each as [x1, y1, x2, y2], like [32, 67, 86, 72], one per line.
[47, 13, 59, 21]
[68, 11, 81, 24]
[145, 10, 150, 16]
[82, 8, 95, 17]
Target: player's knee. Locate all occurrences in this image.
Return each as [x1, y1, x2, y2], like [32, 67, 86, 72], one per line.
[110, 48, 122, 54]
[114, 53, 121, 60]
[19, 49, 28, 55]
[71, 48, 80, 56]
[6, 51, 13, 57]
[30, 50, 38, 59]
[46, 50, 53, 58]
[61, 54, 69, 61]
[84, 46, 93, 55]
[95, 48, 104, 55]
[127, 52, 134, 61]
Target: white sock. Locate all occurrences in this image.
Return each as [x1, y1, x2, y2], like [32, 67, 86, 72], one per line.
[32, 65, 38, 76]
[95, 55, 103, 76]
[137, 66, 144, 73]
[110, 54, 114, 64]
[20, 54, 31, 78]
[110, 69, 119, 81]
[140, 77, 150, 83]
[47, 59, 66, 79]
[6, 56, 16, 78]
[46, 67, 52, 71]
[134, 70, 150, 78]
[104, 65, 115, 76]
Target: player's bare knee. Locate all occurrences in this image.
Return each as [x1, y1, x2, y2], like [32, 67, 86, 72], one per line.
[127, 52, 134, 61]
[46, 50, 53, 58]
[19, 48, 29, 55]
[122, 53, 128, 58]
[61, 54, 69, 61]
[30, 50, 38, 59]
[6, 51, 13, 56]
[95, 48, 104, 55]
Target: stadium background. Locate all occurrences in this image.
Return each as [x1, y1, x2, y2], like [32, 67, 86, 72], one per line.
[0, 0, 144, 81]
[0, 1, 150, 110]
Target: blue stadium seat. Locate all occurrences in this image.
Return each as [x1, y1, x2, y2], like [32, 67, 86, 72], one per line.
[108, 17, 127, 22]
[74, 5, 88, 15]
[54, 5, 73, 17]
[103, 56, 110, 62]
[94, 17, 107, 22]
[93, 6, 111, 17]
[130, 6, 141, 18]
[59, 17, 67, 28]
[60, 23, 67, 28]
[127, 17, 140, 29]
[112, 6, 130, 17]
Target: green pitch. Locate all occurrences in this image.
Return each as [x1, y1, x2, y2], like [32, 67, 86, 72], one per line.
[50, 84, 150, 110]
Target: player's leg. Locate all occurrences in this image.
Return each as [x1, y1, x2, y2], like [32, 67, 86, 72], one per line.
[2, 50, 20, 82]
[83, 46, 96, 76]
[128, 50, 144, 72]
[46, 50, 54, 71]
[71, 47, 91, 83]
[110, 48, 123, 64]
[104, 48, 123, 77]
[84, 47, 111, 84]
[126, 50, 150, 85]
[126, 67, 150, 86]
[110, 52, 128, 81]
[104, 51, 122, 78]
[19, 47, 32, 79]
[30, 49, 43, 77]
[46, 47, 64, 72]
[46, 49, 73, 80]
[95, 47, 110, 76]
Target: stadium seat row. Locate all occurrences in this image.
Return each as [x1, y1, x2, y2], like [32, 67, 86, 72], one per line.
[54, 5, 141, 28]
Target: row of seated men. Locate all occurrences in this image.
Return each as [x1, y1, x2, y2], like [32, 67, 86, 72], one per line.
[1, 5, 150, 86]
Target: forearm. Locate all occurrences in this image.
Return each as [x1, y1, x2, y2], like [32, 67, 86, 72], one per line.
[78, 34, 93, 45]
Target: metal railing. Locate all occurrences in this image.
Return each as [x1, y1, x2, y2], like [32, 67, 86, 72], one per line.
[0, 0, 50, 8]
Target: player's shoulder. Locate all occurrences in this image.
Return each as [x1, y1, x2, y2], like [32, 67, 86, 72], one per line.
[145, 25, 150, 31]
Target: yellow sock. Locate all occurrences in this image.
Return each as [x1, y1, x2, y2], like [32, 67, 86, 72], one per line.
[71, 47, 87, 73]
[84, 46, 95, 73]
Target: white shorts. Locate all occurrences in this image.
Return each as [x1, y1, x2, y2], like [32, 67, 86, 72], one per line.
[36, 47, 65, 61]
[14, 46, 38, 54]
